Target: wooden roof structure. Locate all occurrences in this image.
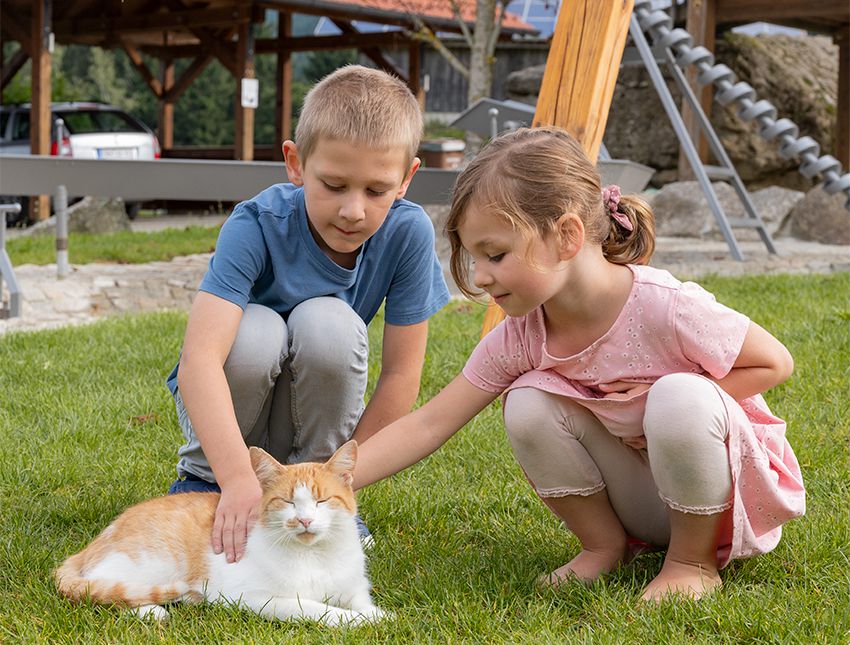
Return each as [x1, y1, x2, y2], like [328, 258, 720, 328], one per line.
[681, 0, 849, 173]
[0, 0, 534, 219]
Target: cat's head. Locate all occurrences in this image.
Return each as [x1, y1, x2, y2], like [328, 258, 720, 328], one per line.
[249, 441, 358, 545]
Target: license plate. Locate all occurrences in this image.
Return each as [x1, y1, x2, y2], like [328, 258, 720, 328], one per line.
[98, 148, 135, 160]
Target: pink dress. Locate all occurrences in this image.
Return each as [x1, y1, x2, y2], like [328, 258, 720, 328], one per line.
[463, 264, 805, 567]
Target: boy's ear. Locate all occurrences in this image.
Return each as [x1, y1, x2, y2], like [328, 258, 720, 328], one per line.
[556, 212, 584, 260]
[394, 157, 421, 200]
[282, 140, 304, 186]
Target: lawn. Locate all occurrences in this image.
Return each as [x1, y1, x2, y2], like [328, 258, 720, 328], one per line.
[4, 226, 221, 266]
[0, 273, 848, 643]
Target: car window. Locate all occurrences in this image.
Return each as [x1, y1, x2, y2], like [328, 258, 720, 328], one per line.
[57, 110, 145, 135]
[0, 111, 9, 140]
[11, 111, 29, 141]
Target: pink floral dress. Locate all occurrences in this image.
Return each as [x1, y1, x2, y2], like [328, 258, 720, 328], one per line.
[463, 264, 805, 567]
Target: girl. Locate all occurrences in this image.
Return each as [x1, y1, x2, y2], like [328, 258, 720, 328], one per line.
[354, 127, 805, 601]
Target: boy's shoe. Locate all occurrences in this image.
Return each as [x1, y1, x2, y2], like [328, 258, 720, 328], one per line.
[355, 513, 374, 549]
[168, 473, 221, 495]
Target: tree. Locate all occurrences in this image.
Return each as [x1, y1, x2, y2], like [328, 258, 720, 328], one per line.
[406, 0, 506, 105]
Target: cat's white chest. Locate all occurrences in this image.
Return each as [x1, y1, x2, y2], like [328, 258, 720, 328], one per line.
[203, 524, 368, 605]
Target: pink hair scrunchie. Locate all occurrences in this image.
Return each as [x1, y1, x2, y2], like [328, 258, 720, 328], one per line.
[602, 184, 633, 231]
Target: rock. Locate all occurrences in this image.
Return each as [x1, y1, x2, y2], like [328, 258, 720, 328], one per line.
[787, 185, 850, 245]
[26, 197, 131, 237]
[505, 33, 840, 191]
[647, 182, 803, 240]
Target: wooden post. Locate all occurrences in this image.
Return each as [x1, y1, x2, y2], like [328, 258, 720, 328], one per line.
[408, 41, 423, 108]
[678, 0, 716, 179]
[235, 22, 255, 161]
[274, 11, 292, 161]
[481, 0, 633, 337]
[30, 0, 52, 222]
[159, 33, 175, 153]
[836, 26, 849, 170]
[532, 0, 634, 163]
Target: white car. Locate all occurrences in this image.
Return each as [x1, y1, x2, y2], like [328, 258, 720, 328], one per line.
[0, 102, 160, 224]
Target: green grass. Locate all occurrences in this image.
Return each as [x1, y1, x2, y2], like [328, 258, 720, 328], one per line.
[1, 273, 849, 642]
[5, 226, 220, 266]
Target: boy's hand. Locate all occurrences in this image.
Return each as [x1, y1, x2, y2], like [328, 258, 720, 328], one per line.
[213, 474, 263, 564]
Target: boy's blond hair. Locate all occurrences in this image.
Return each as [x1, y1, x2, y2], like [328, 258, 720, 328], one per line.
[295, 65, 423, 167]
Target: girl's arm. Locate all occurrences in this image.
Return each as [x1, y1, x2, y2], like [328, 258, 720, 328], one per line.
[353, 373, 499, 489]
[713, 321, 794, 401]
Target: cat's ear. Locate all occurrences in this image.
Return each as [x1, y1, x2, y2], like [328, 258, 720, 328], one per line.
[325, 440, 357, 487]
[249, 446, 281, 488]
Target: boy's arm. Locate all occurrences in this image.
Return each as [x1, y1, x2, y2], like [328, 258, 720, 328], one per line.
[176, 291, 263, 564]
[353, 373, 499, 489]
[351, 320, 429, 444]
[712, 321, 794, 401]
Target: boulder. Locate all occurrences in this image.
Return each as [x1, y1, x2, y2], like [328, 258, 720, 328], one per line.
[27, 197, 131, 237]
[647, 181, 803, 240]
[505, 33, 840, 191]
[787, 185, 850, 245]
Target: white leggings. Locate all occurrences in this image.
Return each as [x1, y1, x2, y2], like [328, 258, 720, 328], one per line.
[503, 373, 733, 547]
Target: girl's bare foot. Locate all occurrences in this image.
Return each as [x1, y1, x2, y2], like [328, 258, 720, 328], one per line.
[539, 545, 629, 588]
[639, 559, 722, 602]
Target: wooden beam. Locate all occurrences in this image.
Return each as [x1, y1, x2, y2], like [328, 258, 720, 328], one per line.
[409, 42, 424, 109]
[30, 0, 52, 222]
[53, 6, 259, 39]
[161, 52, 214, 103]
[140, 31, 411, 59]
[119, 37, 163, 96]
[837, 26, 849, 169]
[1, 48, 29, 90]
[679, 0, 716, 179]
[159, 33, 175, 151]
[274, 11, 293, 159]
[483, 0, 634, 337]
[714, 0, 849, 24]
[532, 0, 633, 162]
[163, 0, 238, 77]
[332, 19, 406, 80]
[234, 22, 256, 162]
[0, 5, 33, 54]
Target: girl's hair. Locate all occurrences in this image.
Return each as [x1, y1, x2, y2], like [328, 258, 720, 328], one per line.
[445, 126, 655, 299]
[295, 65, 422, 168]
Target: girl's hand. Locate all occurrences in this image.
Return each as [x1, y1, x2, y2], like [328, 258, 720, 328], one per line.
[622, 435, 647, 450]
[598, 381, 652, 400]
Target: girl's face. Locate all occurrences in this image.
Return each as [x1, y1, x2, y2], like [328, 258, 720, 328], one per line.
[457, 203, 568, 317]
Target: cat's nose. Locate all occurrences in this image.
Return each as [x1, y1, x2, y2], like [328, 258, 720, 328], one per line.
[298, 518, 313, 529]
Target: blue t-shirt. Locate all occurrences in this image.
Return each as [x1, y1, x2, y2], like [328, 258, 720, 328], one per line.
[167, 183, 450, 393]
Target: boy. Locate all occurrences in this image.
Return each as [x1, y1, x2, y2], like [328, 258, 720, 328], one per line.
[165, 65, 450, 564]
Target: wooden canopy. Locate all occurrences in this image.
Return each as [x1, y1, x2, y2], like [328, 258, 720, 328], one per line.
[681, 0, 850, 173]
[0, 0, 535, 219]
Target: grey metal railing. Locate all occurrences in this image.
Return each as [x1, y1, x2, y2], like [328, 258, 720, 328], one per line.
[1, 203, 23, 319]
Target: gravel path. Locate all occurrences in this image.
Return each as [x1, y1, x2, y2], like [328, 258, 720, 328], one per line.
[2, 217, 848, 336]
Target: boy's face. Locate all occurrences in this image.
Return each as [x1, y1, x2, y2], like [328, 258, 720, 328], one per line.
[283, 138, 419, 267]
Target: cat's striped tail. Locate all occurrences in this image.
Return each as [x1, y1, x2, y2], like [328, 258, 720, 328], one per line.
[54, 552, 192, 607]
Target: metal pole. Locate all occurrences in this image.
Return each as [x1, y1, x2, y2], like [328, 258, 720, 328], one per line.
[55, 184, 69, 278]
[488, 107, 499, 140]
[0, 202, 23, 318]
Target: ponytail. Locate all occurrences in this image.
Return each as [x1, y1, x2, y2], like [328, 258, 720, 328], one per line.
[601, 193, 655, 265]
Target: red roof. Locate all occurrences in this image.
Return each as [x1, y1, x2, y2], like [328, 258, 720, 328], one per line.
[336, 0, 536, 33]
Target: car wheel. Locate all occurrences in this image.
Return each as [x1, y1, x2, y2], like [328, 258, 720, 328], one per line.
[125, 201, 141, 220]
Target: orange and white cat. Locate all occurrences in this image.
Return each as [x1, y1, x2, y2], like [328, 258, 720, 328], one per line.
[55, 440, 385, 625]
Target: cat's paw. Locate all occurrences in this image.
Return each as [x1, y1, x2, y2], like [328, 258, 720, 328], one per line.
[130, 604, 169, 622]
[317, 607, 362, 627]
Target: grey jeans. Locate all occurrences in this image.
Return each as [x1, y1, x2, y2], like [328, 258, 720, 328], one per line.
[174, 297, 369, 482]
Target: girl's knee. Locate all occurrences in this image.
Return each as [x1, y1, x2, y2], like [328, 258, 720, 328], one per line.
[644, 373, 727, 444]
